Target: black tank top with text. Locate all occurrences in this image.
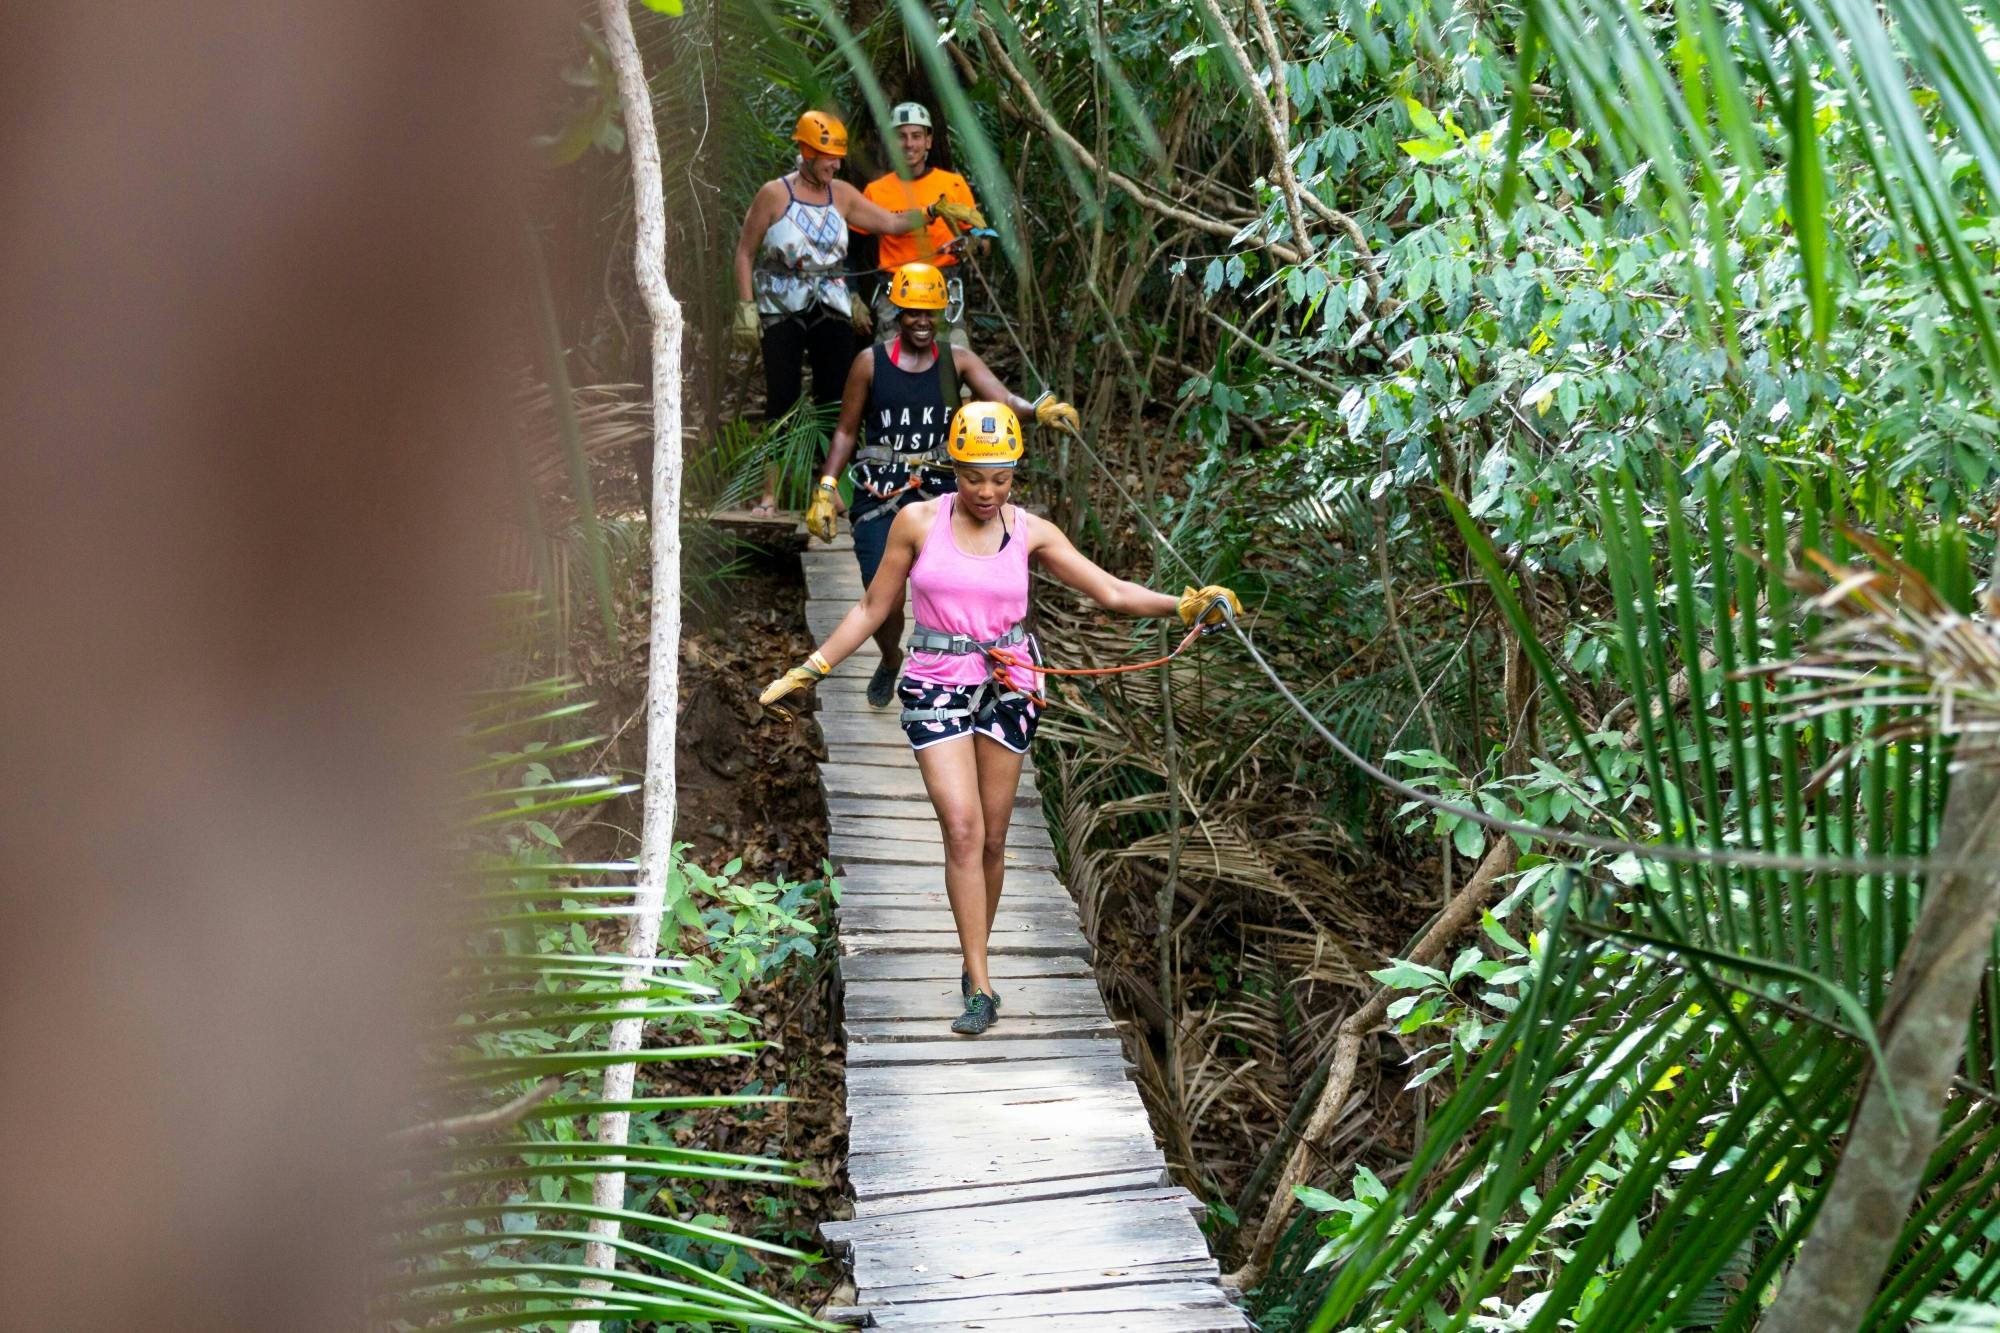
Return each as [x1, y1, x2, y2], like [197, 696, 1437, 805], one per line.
[852, 341, 955, 502]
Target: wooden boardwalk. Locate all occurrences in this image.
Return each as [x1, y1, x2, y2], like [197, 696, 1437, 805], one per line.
[798, 530, 1247, 1331]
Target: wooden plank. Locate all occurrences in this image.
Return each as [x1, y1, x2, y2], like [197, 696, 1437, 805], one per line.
[847, 1167, 1168, 1220]
[836, 864, 1064, 893]
[846, 1014, 1118, 1042]
[845, 1037, 1127, 1067]
[831, 836, 1060, 869]
[859, 1260, 1222, 1308]
[821, 764, 934, 799]
[844, 1199, 1211, 1296]
[832, 880, 1080, 904]
[840, 953, 1091, 982]
[835, 909, 1083, 936]
[834, 815, 1054, 850]
[844, 976, 1106, 1018]
[844, 1056, 1133, 1100]
[840, 931, 1090, 958]
[828, 1280, 1236, 1326]
[825, 761, 1037, 793]
[846, 1144, 1169, 1202]
[826, 794, 1042, 821]
[823, 1186, 1198, 1247]
[870, 1307, 1247, 1332]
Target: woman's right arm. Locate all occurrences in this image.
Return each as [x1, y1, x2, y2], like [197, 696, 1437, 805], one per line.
[822, 348, 874, 478]
[813, 504, 926, 669]
[733, 181, 779, 302]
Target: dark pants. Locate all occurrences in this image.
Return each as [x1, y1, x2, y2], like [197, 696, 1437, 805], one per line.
[761, 307, 854, 422]
[850, 478, 956, 589]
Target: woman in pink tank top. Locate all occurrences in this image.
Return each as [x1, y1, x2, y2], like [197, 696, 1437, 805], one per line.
[760, 403, 1241, 1035]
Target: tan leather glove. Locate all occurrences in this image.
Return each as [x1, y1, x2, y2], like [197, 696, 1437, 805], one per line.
[1033, 396, 1080, 433]
[733, 299, 761, 346]
[926, 199, 987, 229]
[804, 478, 840, 543]
[1178, 585, 1242, 629]
[759, 652, 831, 713]
[849, 300, 873, 335]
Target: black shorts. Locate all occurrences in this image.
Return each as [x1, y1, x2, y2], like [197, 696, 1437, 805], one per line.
[898, 673, 1042, 753]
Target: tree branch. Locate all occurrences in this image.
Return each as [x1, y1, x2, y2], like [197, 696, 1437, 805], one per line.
[1191, 0, 1313, 257]
[1229, 837, 1517, 1289]
[975, 20, 1302, 265]
[1763, 739, 2000, 1332]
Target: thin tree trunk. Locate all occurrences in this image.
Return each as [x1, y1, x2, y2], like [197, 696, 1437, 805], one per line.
[1762, 737, 2000, 1333]
[580, 0, 685, 1319]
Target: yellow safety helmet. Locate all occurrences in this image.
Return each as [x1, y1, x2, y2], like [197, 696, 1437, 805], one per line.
[792, 110, 848, 157]
[947, 401, 1025, 468]
[889, 262, 949, 311]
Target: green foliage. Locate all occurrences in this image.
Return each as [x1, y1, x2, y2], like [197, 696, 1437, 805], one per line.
[373, 672, 831, 1332]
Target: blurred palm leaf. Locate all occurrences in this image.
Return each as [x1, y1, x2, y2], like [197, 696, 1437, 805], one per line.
[372, 661, 830, 1332]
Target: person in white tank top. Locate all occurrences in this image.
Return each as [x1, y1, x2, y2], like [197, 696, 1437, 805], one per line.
[760, 402, 1242, 1035]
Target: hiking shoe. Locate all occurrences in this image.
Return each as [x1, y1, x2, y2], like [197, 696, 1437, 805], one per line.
[866, 659, 898, 709]
[951, 990, 1000, 1036]
[961, 970, 999, 1011]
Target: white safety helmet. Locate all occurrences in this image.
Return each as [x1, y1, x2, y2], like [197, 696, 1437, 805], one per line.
[890, 102, 933, 130]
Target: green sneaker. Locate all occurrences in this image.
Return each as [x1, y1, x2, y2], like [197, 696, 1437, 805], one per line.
[951, 990, 1000, 1036]
[961, 971, 999, 1010]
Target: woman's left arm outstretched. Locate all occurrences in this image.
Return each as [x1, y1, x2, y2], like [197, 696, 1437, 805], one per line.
[1030, 519, 1241, 626]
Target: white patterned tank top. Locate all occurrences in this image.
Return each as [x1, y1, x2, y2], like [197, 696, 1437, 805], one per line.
[752, 174, 852, 317]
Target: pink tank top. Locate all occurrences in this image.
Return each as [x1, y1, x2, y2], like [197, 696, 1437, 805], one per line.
[904, 494, 1041, 692]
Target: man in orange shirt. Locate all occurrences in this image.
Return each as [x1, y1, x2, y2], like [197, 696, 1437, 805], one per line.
[855, 103, 981, 348]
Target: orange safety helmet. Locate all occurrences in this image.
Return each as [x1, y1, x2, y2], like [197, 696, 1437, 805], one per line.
[792, 110, 848, 157]
[947, 402, 1025, 468]
[889, 262, 949, 311]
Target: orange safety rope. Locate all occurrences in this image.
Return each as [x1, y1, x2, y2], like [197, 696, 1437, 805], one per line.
[981, 618, 1217, 707]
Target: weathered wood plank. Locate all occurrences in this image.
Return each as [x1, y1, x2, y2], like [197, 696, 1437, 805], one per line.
[835, 909, 1083, 936]
[840, 953, 1092, 982]
[833, 816, 1055, 850]
[836, 863, 1063, 893]
[845, 1013, 1118, 1042]
[832, 880, 1080, 904]
[846, 1167, 1168, 1221]
[823, 1186, 1199, 1246]
[831, 837, 1060, 869]
[844, 1037, 1127, 1067]
[827, 794, 1042, 822]
[826, 1280, 1238, 1326]
[867, 1307, 1248, 1332]
[858, 1257, 1221, 1305]
[843, 1056, 1132, 1100]
[824, 761, 1038, 792]
[846, 1145, 1169, 1202]
[840, 930, 1091, 958]
[843, 977, 1108, 1020]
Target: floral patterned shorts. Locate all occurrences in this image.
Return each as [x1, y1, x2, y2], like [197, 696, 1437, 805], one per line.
[897, 674, 1041, 753]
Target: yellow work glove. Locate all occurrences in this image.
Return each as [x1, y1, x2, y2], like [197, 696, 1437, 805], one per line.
[926, 199, 987, 230]
[1033, 396, 1080, 433]
[804, 477, 840, 542]
[759, 652, 831, 713]
[733, 299, 761, 346]
[1178, 584, 1242, 629]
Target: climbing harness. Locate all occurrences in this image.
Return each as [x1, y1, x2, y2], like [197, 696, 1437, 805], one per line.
[898, 610, 1228, 727]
